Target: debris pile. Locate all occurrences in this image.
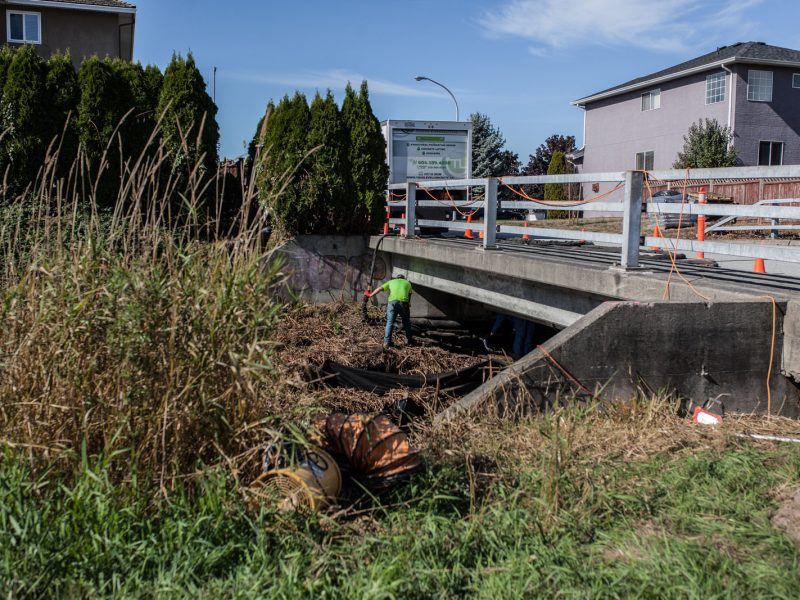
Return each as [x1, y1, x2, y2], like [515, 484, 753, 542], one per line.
[274, 303, 502, 414]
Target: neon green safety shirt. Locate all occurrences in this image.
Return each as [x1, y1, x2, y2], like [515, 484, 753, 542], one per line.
[382, 278, 412, 302]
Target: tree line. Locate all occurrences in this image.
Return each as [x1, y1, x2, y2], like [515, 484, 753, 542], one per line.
[0, 45, 218, 208]
[470, 112, 579, 203]
[249, 82, 388, 237]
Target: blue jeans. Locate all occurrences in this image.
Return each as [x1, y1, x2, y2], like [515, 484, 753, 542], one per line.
[512, 318, 535, 356]
[384, 300, 413, 346]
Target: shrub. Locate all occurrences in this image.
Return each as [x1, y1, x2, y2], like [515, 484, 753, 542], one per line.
[77, 56, 128, 208]
[342, 81, 389, 232]
[674, 118, 737, 168]
[44, 52, 79, 177]
[255, 92, 312, 237]
[1, 44, 48, 194]
[255, 83, 388, 237]
[157, 52, 219, 190]
[304, 90, 352, 233]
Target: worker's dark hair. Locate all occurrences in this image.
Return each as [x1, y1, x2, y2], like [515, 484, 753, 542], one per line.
[395, 274, 406, 279]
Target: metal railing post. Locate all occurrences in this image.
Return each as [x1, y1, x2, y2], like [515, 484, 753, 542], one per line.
[405, 182, 417, 239]
[620, 170, 643, 269]
[483, 177, 498, 249]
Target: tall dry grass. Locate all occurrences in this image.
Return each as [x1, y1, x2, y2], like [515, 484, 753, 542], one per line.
[0, 113, 303, 491]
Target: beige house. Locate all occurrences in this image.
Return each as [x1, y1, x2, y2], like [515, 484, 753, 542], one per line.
[1, 0, 136, 64]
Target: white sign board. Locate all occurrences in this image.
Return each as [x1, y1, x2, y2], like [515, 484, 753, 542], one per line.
[383, 121, 472, 185]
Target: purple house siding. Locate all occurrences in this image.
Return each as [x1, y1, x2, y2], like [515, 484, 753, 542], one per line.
[574, 43, 800, 200]
[732, 65, 800, 166]
[1, 1, 135, 64]
[582, 70, 730, 175]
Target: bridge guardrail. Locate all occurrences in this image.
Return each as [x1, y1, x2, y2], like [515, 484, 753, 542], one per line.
[385, 166, 800, 269]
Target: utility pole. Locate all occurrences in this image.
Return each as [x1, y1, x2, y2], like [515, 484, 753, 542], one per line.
[213, 66, 217, 104]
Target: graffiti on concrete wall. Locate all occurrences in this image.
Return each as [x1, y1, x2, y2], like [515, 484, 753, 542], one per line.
[285, 250, 388, 294]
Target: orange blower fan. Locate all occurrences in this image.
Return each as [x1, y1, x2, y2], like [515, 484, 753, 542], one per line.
[313, 413, 424, 492]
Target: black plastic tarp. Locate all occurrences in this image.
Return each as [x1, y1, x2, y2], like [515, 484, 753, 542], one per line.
[320, 360, 505, 396]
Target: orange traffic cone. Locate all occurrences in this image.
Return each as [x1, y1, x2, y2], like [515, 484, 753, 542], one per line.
[479, 228, 484, 239]
[650, 224, 662, 251]
[383, 207, 390, 235]
[465, 214, 473, 239]
[522, 221, 530, 241]
[753, 258, 766, 273]
[400, 212, 406, 236]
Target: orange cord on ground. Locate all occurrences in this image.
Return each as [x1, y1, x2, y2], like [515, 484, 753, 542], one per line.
[762, 295, 777, 415]
[536, 344, 595, 398]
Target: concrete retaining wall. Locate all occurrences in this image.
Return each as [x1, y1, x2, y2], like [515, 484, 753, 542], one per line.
[278, 236, 384, 304]
[445, 300, 800, 418]
[277, 235, 463, 319]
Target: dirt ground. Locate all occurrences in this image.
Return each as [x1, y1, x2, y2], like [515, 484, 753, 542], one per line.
[773, 486, 800, 546]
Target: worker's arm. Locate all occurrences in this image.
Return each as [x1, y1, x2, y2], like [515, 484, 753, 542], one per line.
[364, 283, 388, 298]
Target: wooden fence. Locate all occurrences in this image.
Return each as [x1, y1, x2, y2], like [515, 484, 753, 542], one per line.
[647, 178, 800, 204]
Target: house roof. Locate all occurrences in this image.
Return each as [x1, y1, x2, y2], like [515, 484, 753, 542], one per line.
[573, 42, 800, 106]
[7, 0, 136, 13]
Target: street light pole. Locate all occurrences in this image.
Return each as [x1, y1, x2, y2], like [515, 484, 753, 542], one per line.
[414, 75, 459, 121]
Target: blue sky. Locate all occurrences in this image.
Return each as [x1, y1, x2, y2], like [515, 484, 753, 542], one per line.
[133, 0, 800, 162]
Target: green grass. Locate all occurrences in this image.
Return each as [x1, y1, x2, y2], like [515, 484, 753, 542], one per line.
[2, 437, 798, 598]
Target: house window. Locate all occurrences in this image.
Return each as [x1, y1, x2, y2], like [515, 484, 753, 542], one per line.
[747, 69, 773, 102]
[758, 141, 783, 166]
[641, 89, 660, 111]
[7, 11, 40, 44]
[635, 151, 654, 171]
[705, 72, 726, 104]
[793, 73, 800, 89]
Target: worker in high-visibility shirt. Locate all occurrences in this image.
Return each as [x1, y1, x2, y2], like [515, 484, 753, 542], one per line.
[365, 274, 414, 348]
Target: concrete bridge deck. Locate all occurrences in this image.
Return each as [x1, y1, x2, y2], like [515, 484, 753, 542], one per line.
[372, 235, 800, 327]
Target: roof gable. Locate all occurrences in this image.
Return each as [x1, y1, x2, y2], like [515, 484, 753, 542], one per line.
[574, 42, 800, 105]
[7, 0, 136, 12]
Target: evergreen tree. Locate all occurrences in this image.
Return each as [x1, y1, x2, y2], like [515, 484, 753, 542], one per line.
[156, 52, 219, 185]
[673, 118, 737, 168]
[256, 92, 311, 236]
[77, 56, 129, 207]
[497, 149, 521, 201]
[248, 102, 272, 167]
[523, 134, 576, 199]
[544, 151, 569, 200]
[142, 64, 164, 119]
[470, 112, 506, 178]
[44, 52, 79, 176]
[0, 46, 15, 100]
[1, 44, 48, 193]
[113, 60, 161, 163]
[341, 81, 388, 233]
[304, 90, 351, 234]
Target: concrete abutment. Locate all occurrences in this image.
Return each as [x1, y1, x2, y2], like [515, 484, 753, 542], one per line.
[443, 300, 800, 419]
